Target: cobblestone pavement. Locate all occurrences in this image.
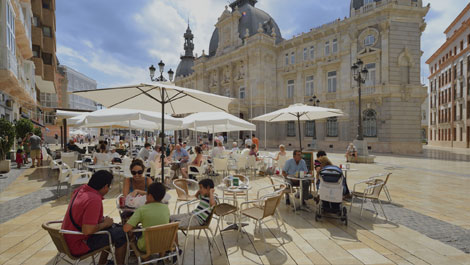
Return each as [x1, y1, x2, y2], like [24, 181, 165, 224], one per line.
[359, 199, 470, 253]
[0, 165, 25, 193]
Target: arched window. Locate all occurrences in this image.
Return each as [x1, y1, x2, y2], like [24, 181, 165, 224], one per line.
[363, 109, 377, 137]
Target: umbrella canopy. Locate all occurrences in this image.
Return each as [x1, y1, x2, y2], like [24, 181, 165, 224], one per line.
[68, 108, 182, 130]
[69, 129, 89, 136]
[72, 83, 232, 114]
[182, 112, 256, 133]
[72, 82, 233, 183]
[252, 103, 345, 150]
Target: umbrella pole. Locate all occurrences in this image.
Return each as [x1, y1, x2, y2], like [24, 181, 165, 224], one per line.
[297, 115, 302, 151]
[160, 88, 165, 184]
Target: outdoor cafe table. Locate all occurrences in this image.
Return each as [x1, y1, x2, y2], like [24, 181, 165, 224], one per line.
[286, 174, 316, 212]
[86, 164, 120, 173]
[216, 183, 252, 231]
[341, 167, 358, 179]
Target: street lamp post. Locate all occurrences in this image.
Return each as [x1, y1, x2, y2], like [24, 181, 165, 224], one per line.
[149, 60, 174, 183]
[351, 59, 368, 141]
[309, 95, 320, 149]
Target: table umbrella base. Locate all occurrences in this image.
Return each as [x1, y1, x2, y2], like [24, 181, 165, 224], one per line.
[221, 223, 249, 232]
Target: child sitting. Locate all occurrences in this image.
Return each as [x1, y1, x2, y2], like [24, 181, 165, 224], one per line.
[123, 182, 170, 252]
[170, 179, 216, 228]
[16, 149, 24, 168]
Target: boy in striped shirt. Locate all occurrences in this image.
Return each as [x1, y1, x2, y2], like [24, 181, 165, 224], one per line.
[170, 179, 216, 228]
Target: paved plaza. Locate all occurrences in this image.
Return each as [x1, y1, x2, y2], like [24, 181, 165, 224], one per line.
[0, 145, 469, 264]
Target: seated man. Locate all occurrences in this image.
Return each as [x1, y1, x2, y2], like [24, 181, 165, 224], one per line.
[172, 144, 189, 165]
[62, 170, 127, 264]
[137, 143, 152, 161]
[345, 143, 358, 162]
[170, 179, 216, 228]
[282, 150, 313, 205]
[123, 182, 170, 252]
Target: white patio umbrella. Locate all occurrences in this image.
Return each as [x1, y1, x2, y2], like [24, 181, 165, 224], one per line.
[182, 112, 256, 146]
[68, 108, 182, 130]
[72, 82, 233, 182]
[251, 103, 345, 150]
[69, 129, 88, 136]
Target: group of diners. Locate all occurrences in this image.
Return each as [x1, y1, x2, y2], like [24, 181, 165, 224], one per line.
[62, 165, 217, 264]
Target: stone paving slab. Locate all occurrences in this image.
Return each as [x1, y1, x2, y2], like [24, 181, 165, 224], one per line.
[358, 199, 470, 253]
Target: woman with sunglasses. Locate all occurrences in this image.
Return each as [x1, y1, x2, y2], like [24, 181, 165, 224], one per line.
[123, 159, 153, 197]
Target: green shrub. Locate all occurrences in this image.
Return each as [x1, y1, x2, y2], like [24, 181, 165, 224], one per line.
[15, 118, 33, 140]
[33, 127, 42, 137]
[0, 119, 15, 160]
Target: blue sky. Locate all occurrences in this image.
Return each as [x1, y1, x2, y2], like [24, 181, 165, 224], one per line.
[56, 0, 468, 88]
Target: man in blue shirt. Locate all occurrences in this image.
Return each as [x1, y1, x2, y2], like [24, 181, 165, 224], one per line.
[282, 150, 313, 205]
[172, 144, 189, 165]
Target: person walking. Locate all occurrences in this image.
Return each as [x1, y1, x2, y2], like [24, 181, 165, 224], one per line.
[29, 132, 42, 168]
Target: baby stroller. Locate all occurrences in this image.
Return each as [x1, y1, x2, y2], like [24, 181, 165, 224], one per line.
[315, 165, 348, 225]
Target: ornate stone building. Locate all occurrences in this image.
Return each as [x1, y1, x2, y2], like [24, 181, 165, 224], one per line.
[175, 0, 429, 154]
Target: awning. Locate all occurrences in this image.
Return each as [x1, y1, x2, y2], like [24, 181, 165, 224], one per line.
[36, 76, 56, 93]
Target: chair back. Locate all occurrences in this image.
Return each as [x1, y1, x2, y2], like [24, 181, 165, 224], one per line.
[173, 179, 190, 199]
[121, 157, 132, 178]
[149, 161, 157, 178]
[58, 163, 72, 183]
[246, 155, 257, 168]
[369, 181, 385, 198]
[277, 155, 288, 170]
[236, 155, 247, 170]
[262, 193, 283, 219]
[42, 221, 74, 259]
[213, 157, 228, 171]
[61, 152, 78, 169]
[143, 223, 179, 257]
[383, 173, 392, 185]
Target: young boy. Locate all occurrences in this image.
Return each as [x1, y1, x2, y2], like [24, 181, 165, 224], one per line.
[170, 179, 216, 228]
[123, 182, 170, 252]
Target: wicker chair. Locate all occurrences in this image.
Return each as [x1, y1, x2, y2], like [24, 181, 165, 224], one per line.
[177, 200, 222, 264]
[239, 191, 286, 252]
[129, 223, 181, 265]
[173, 179, 198, 212]
[269, 176, 298, 213]
[350, 174, 390, 220]
[42, 221, 116, 265]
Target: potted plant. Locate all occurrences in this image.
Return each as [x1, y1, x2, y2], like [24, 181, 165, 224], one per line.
[0, 119, 15, 173]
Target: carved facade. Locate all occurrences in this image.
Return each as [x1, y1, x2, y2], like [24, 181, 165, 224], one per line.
[175, 0, 429, 153]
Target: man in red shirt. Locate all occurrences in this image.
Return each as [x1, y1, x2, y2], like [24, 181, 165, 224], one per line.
[252, 133, 260, 152]
[62, 170, 126, 264]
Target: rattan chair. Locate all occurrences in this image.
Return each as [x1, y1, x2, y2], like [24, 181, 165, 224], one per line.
[350, 174, 390, 220]
[177, 200, 222, 264]
[366, 173, 393, 202]
[173, 179, 198, 212]
[238, 191, 286, 252]
[269, 175, 298, 213]
[42, 221, 116, 265]
[129, 223, 181, 265]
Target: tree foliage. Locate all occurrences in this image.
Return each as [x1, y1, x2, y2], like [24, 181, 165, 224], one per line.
[0, 119, 15, 160]
[33, 127, 42, 137]
[15, 118, 33, 140]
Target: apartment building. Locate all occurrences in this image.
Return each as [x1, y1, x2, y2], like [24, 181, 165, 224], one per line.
[426, 3, 470, 148]
[0, 0, 37, 123]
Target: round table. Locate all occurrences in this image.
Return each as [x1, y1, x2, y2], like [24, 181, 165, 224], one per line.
[286, 174, 316, 211]
[216, 183, 252, 231]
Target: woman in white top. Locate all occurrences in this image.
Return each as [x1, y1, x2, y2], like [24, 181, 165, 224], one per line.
[274, 144, 287, 161]
[93, 144, 109, 165]
[211, 141, 225, 159]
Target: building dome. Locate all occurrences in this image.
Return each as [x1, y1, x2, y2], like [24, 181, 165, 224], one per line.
[208, 0, 283, 57]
